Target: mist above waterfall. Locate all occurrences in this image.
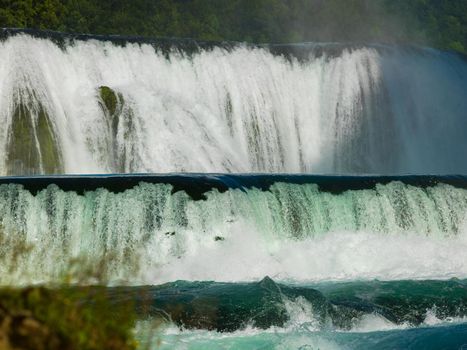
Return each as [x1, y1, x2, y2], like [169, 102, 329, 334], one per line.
[0, 33, 466, 175]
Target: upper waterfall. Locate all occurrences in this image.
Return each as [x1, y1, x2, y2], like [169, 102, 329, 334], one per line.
[0, 31, 466, 175]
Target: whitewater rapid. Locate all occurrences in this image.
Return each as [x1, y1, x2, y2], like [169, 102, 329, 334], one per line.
[0, 33, 466, 175]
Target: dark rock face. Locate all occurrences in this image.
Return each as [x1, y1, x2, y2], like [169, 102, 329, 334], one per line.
[105, 278, 467, 333]
[138, 277, 330, 332]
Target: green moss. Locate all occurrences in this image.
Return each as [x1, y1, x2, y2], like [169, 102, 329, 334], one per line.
[6, 103, 36, 174]
[99, 86, 119, 117]
[6, 96, 63, 175]
[99, 86, 125, 138]
[0, 287, 137, 350]
[36, 107, 62, 174]
[98, 86, 138, 173]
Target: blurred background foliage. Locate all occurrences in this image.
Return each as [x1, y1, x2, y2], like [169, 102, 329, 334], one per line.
[0, 0, 465, 53]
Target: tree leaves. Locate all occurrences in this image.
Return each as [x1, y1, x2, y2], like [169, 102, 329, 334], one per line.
[0, 0, 465, 53]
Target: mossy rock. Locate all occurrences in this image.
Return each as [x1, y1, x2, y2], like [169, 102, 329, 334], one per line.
[99, 86, 120, 117]
[6, 96, 63, 175]
[98, 86, 138, 173]
[98, 86, 124, 143]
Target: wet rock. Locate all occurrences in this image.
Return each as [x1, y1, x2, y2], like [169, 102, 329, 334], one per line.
[148, 276, 327, 332]
[98, 86, 138, 172]
[99, 86, 121, 116]
[6, 91, 62, 175]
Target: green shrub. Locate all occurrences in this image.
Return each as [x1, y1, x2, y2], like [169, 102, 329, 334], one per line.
[0, 286, 137, 350]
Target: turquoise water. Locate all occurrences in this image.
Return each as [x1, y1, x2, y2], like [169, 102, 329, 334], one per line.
[148, 324, 467, 350]
[130, 279, 467, 349]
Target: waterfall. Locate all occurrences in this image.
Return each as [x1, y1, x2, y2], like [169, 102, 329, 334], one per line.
[1, 30, 467, 347]
[1, 179, 467, 284]
[0, 33, 466, 175]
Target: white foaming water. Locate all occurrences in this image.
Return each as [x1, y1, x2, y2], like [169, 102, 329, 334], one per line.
[349, 314, 408, 332]
[1, 181, 467, 285]
[0, 34, 466, 175]
[136, 311, 467, 350]
[154, 224, 467, 284]
[283, 296, 322, 332]
[422, 308, 467, 327]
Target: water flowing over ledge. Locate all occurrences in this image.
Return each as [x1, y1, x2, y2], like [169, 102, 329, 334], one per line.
[1, 173, 467, 196]
[0, 28, 432, 55]
[1, 28, 467, 347]
[0, 31, 466, 175]
[1, 174, 467, 285]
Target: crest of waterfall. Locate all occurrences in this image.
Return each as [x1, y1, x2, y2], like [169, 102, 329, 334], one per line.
[0, 34, 466, 175]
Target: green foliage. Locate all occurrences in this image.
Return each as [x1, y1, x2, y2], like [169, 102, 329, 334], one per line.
[0, 1, 465, 52]
[0, 229, 144, 350]
[0, 287, 137, 350]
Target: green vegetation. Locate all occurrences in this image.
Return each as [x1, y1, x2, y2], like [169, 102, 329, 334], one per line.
[0, 226, 147, 350]
[0, 228, 143, 350]
[0, 287, 137, 350]
[0, 0, 465, 53]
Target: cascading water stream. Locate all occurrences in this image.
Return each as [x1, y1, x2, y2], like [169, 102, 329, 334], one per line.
[1, 180, 467, 285]
[0, 33, 466, 175]
[0, 30, 467, 348]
